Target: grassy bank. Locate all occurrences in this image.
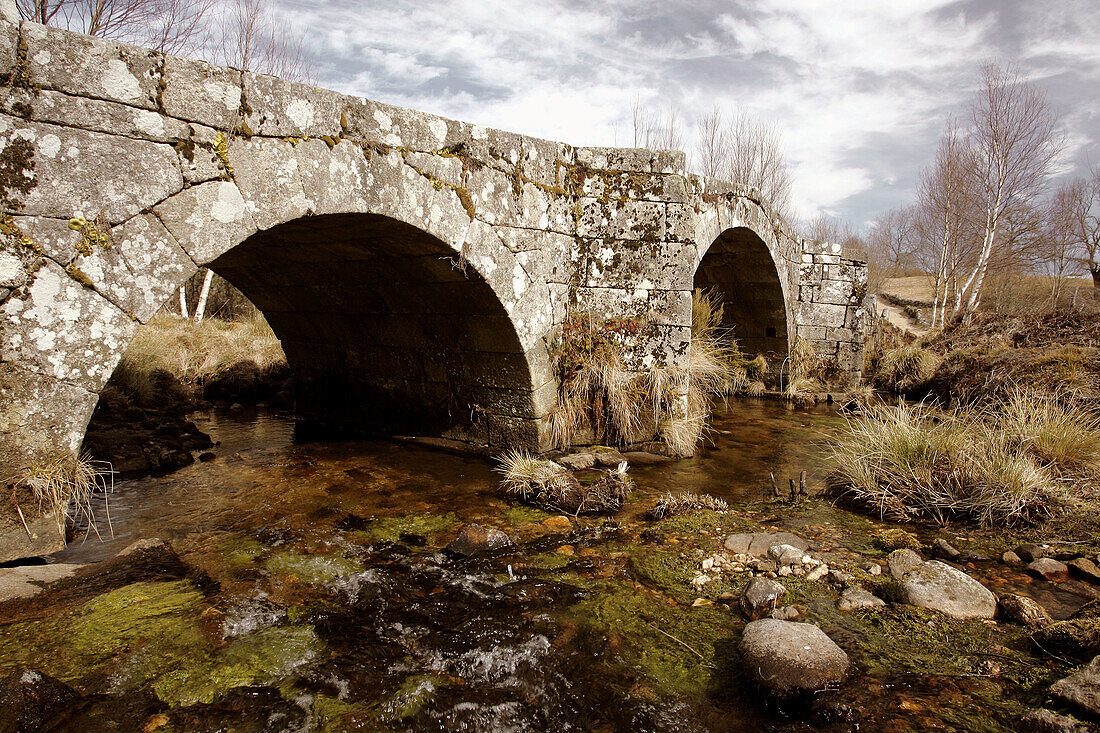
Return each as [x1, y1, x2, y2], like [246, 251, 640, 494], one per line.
[827, 394, 1100, 527]
[868, 301, 1100, 406]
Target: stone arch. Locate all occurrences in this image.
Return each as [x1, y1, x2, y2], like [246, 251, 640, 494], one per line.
[692, 199, 795, 359]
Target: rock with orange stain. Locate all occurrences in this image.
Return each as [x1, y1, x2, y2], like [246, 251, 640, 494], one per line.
[541, 515, 572, 530]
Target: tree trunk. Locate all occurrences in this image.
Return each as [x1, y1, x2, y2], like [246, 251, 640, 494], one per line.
[193, 269, 214, 322]
[178, 284, 189, 319]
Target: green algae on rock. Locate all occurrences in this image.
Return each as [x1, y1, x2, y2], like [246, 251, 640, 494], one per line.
[349, 512, 461, 545]
[264, 551, 364, 585]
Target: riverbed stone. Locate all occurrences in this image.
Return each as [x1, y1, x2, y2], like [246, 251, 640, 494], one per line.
[739, 619, 849, 697]
[1029, 558, 1071, 582]
[900, 560, 997, 619]
[768, 543, 806, 566]
[838, 586, 886, 612]
[888, 548, 923, 578]
[740, 577, 787, 620]
[999, 594, 1052, 629]
[933, 538, 961, 561]
[724, 532, 809, 557]
[445, 524, 515, 557]
[1069, 558, 1100, 585]
[1016, 544, 1047, 563]
[1002, 551, 1023, 565]
[1050, 655, 1100, 719]
[0, 563, 82, 603]
[1019, 708, 1091, 733]
[557, 453, 596, 470]
[0, 669, 81, 732]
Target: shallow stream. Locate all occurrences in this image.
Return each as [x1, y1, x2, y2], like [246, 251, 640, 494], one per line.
[3, 400, 1096, 731]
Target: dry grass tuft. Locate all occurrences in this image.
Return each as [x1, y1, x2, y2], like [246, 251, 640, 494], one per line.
[496, 450, 633, 515]
[645, 492, 729, 520]
[826, 399, 1081, 526]
[999, 389, 1100, 476]
[873, 344, 943, 394]
[12, 452, 113, 539]
[114, 312, 286, 397]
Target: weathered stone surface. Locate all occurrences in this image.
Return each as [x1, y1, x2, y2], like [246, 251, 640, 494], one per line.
[557, 452, 596, 470]
[22, 22, 162, 110]
[768, 543, 807, 565]
[1018, 708, 1091, 733]
[0, 669, 81, 732]
[153, 180, 257, 264]
[888, 548, 923, 578]
[4, 89, 191, 144]
[1069, 558, 1100, 585]
[1050, 656, 1100, 719]
[838, 586, 886, 612]
[739, 619, 849, 697]
[162, 54, 243, 129]
[901, 560, 997, 619]
[1, 259, 136, 390]
[0, 118, 183, 222]
[1000, 594, 1052, 629]
[444, 524, 515, 557]
[740, 577, 787, 620]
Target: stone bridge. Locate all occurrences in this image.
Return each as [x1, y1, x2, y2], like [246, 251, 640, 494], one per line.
[0, 13, 867, 554]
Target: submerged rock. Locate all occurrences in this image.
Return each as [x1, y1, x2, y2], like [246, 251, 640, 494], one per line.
[740, 578, 787, 620]
[837, 587, 886, 612]
[444, 524, 516, 558]
[0, 563, 82, 603]
[0, 669, 80, 732]
[887, 549, 923, 578]
[739, 619, 849, 697]
[999, 594, 1052, 629]
[900, 560, 997, 619]
[1050, 655, 1100, 719]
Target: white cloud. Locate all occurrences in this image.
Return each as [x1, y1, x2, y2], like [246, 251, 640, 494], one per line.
[273, 0, 1100, 226]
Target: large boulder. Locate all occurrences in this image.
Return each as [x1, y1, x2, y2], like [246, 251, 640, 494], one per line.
[444, 524, 515, 558]
[739, 619, 849, 697]
[900, 560, 997, 619]
[1050, 655, 1100, 719]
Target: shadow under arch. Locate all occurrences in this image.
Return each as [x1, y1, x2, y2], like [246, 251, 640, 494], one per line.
[694, 226, 791, 358]
[198, 212, 543, 447]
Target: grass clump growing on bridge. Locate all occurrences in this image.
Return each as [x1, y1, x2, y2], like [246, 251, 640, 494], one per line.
[11, 450, 112, 540]
[548, 290, 751, 455]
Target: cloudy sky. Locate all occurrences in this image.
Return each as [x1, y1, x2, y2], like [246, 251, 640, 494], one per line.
[276, 0, 1100, 229]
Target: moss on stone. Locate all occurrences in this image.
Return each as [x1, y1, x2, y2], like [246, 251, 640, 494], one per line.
[568, 580, 732, 698]
[499, 504, 552, 526]
[213, 131, 234, 179]
[379, 673, 446, 722]
[1033, 618, 1100, 661]
[264, 550, 364, 585]
[152, 625, 320, 706]
[349, 511, 460, 545]
[0, 135, 36, 211]
[0, 580, 207, 687]
[219, 535, 265, 566]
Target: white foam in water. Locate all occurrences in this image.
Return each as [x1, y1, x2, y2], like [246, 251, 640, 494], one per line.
[220, 593, 286, 639]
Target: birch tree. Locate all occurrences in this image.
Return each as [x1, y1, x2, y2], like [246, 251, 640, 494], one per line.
[954, 63, 1062, 317]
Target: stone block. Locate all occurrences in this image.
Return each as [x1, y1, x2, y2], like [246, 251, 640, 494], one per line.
[4, 89, 191, 143]
[153, 180, 257, 264]
[0, 259, 136, 390]
[161, 54, 242, 130]
[575, 198, 664, 241]
[341, 96, 452, 151]
[795, 301, 847, 329]
[581, 237, 694, 290]
[22, 22, 162, 110]
[0, 118, 183, 223]
[241, 72, 343, 137]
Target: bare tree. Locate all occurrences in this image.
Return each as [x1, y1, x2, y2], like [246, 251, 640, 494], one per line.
[954, 63, 1063, 317]
[1061, 170, 1100, 292]
[694, 105, 728, 180]
[868, 206, 919, 278]
[21, 0, 213, 54]
[631, 100, 683, 152]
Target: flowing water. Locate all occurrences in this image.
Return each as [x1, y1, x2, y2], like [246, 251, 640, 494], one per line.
[2, 401, 1096, 731]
